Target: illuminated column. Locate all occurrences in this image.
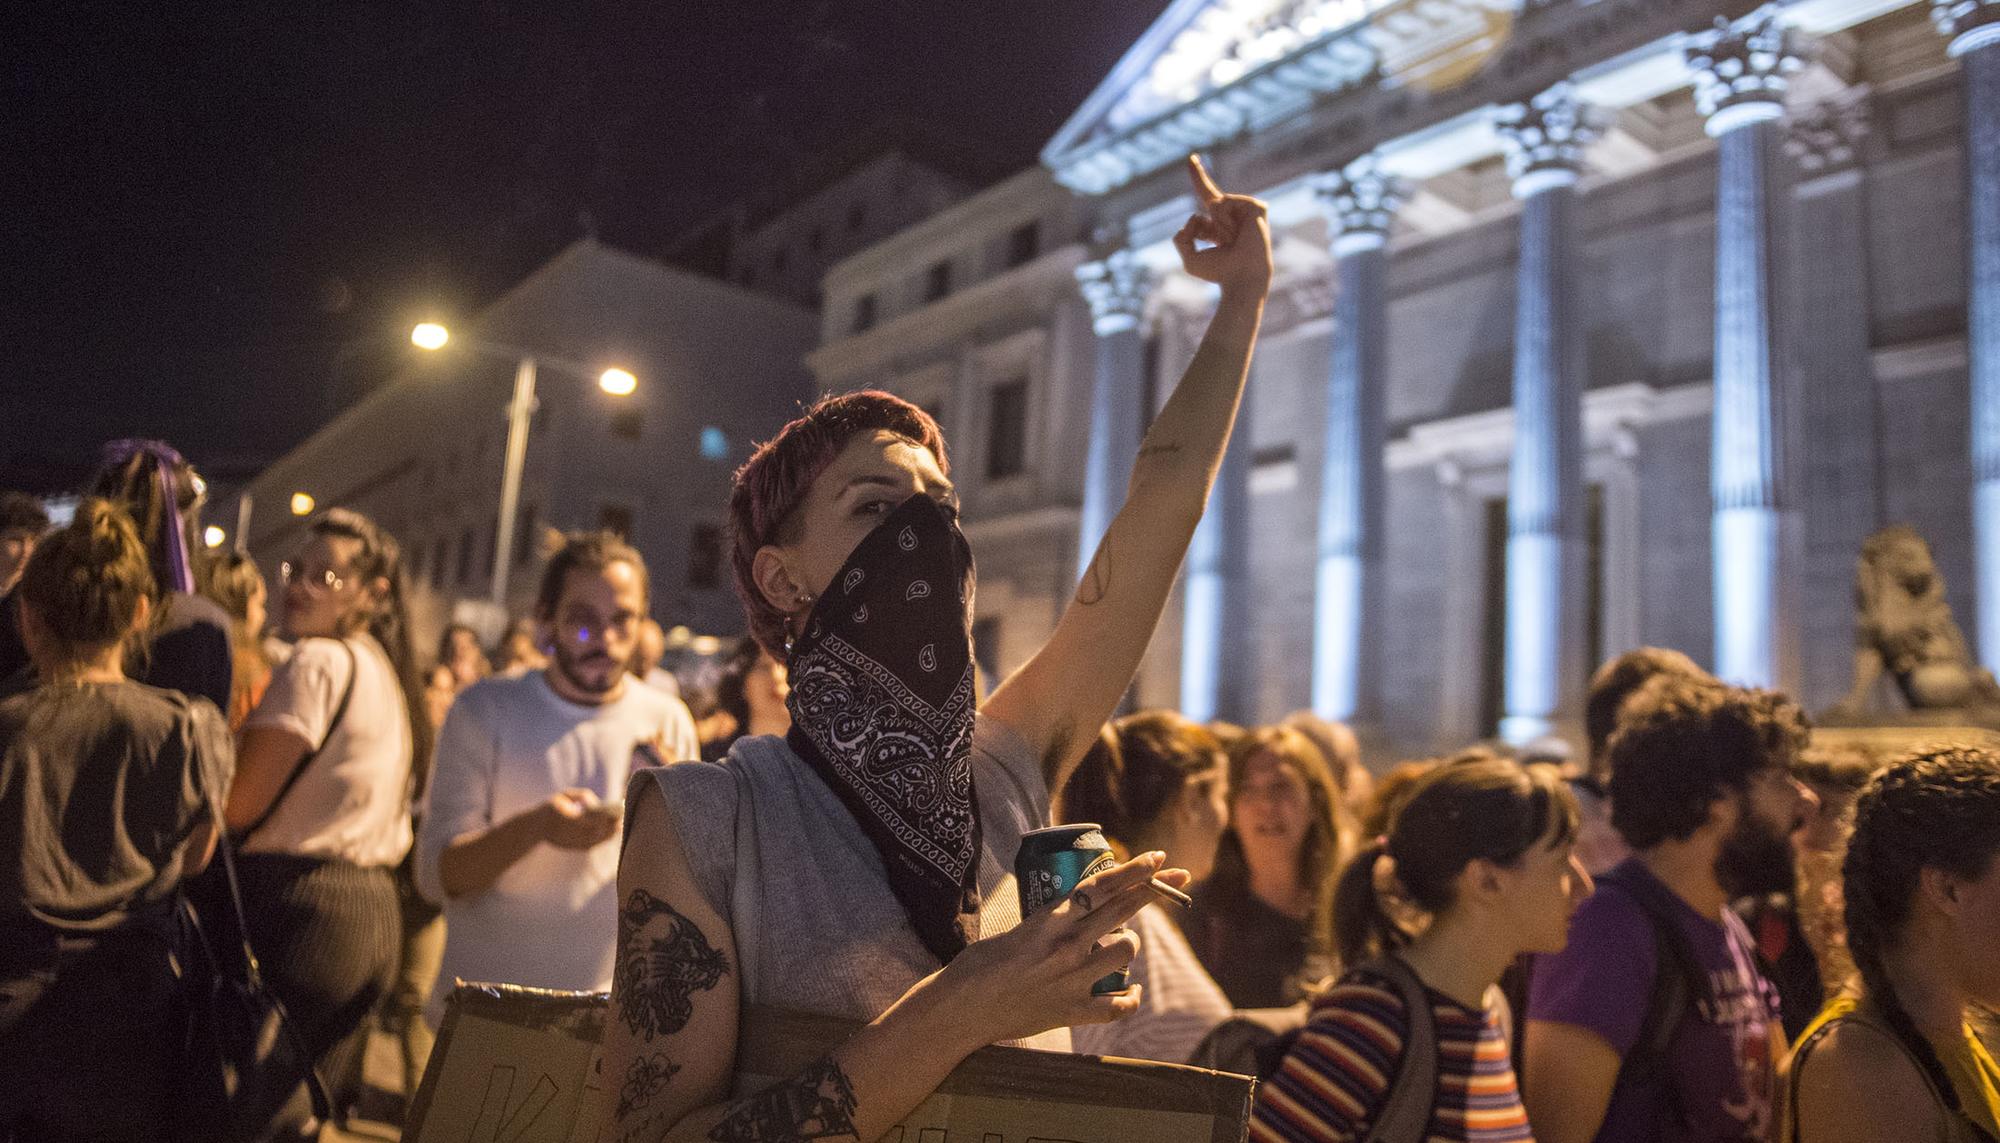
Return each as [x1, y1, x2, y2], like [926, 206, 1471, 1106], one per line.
[1181, 319, 1248, 722]
[1934, 0, 2000, 669]
[1494, 84, 1604, 743]
[1309, 156, 1406, 722]
[1690, 9, 1805, 689]
[1075, 250, 1155, 581]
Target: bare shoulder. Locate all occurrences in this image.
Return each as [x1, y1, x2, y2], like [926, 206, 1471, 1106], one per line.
[1794, 1019, 1944, 1142]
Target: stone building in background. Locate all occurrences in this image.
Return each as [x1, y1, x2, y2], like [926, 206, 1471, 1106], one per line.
[813, 0, 1997, 757]
[213, 239, 816, 647]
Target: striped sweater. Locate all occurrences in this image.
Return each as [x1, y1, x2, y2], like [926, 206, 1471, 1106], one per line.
[1249, 967, 1533, 1143]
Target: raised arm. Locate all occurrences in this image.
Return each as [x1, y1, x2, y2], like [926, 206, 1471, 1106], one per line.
[984, 155, 1272, 790]
[601, 781, 1175, 1142]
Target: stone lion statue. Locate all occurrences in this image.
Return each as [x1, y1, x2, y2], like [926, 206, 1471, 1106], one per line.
[1832, 525, 2000, 717]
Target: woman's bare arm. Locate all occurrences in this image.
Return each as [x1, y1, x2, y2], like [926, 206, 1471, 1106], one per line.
[984, 156, 1272, 792]
[223, 724, 312, 834]
[601, 781, 1165, 1142]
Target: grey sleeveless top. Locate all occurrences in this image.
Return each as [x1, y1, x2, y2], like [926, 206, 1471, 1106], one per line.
[630, 713, 1070, 1051]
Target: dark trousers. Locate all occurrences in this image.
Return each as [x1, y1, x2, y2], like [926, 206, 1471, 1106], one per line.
[0, 920, 183, 1142]
[232, 854, 400, 1118]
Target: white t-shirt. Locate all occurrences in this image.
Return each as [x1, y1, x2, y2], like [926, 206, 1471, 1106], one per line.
[241, 634, 414, 867]
[414, 671, 699, 1027]
[1070, 902, 1234, 1063]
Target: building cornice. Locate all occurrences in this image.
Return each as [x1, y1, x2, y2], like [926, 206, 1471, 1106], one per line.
[1386, 381, 1713, 471]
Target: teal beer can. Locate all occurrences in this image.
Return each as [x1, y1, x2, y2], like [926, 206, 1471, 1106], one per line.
[1014, 824, 1129, 995]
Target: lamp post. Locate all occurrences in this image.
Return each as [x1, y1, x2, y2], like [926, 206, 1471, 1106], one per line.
[412, 322, 637, 609]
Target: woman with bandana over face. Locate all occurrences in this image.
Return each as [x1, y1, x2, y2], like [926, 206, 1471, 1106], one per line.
[600, 156, 1272, 1143]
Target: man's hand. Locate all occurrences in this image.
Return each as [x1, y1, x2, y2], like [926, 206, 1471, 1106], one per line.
[1173, 155, 1272, 299]
[541, 787, 623, 850]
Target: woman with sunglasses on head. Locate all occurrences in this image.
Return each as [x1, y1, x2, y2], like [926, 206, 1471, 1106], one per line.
[1251, 753, 1590, 1142]
[0, 500, 234, 1142]
[226, 508, 433, 1135]
[597, 156, 1271, 1143]
[1786, 746, 2000, 1143]
[91, 439, 234, 714]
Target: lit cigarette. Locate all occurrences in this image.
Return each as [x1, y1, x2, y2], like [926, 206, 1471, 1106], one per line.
[1149, 878, 1193, 909]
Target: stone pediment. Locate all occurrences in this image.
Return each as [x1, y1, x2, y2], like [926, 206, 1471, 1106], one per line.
[1043, 0, 1525, 195]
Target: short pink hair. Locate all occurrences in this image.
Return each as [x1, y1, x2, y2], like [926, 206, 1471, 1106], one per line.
[729, 391, 949, 656]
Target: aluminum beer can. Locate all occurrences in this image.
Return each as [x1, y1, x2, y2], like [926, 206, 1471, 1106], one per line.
[1014, 823, 1129, 995]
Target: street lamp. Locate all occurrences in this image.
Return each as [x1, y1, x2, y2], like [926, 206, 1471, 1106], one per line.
[412, 321, 638, 609]
[290, 492, 316, 516]
[204, 525, 227, 549]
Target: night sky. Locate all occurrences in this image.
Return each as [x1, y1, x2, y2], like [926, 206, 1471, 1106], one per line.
[2, 2, 1170, 492]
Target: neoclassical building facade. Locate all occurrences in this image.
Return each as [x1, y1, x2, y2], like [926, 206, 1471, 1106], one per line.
[809, 0, 1998, 757]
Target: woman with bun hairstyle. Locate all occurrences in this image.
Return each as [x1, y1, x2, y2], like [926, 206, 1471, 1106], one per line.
[1786, 746, 2000, 1142]
[1186, 723, 1354, 1008]
[1058, 711, 1236, 1062]
[1251, 752, 1589, 1142]
[200, 549, 274, 731]
[0, 500, 233, 1140]
[227, 507, 432, 1128]
[92, 438, 235, 714]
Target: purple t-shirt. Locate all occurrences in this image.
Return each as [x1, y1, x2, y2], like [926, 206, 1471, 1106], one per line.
[1527, 859, 1780, 1143]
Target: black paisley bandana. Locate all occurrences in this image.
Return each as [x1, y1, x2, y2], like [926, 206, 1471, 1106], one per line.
[785, 493, 981, 964]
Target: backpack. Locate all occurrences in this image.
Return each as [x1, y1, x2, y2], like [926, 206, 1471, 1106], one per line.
[1502, 862, 1710, 1123]
[1194, 955, 1504, 1143]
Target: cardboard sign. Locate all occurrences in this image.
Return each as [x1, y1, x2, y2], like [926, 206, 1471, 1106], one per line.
[407, 983, 1255, 1143]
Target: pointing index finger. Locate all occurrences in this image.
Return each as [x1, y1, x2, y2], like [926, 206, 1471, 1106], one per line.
[1187, 154, 1224, 209]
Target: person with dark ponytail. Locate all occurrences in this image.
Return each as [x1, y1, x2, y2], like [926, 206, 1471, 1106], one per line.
[1251, 752, 1587, 1142]
[226, 507, 433, 1131]
[1786, 746, 2000, 1142]
[0, 500, 233, 1140]
[92, 438, 234, 713]
[1057, 711, 1232, 1062]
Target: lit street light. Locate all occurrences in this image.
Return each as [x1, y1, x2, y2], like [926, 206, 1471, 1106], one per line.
[204, 525, 227, 549]
[412, 321, 637, 609]
[290, 492, 316, 516]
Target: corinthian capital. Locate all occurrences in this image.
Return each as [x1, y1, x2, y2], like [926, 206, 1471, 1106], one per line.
[1493, 83, 1609, 199]
[1076, 250, 1154, 335]
[1687, 6, 1807, 135]
[1312, 156, 1408, 256]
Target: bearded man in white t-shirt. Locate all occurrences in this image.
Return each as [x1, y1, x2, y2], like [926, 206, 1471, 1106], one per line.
[414, 531, 699, 1027]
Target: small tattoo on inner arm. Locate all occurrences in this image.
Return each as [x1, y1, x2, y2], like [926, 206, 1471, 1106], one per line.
[617, 1054, 682, 1120]
[706, 1056, 859, 1142]
[1076, 544, 1111, 606]
[616, 888, 730, 1042]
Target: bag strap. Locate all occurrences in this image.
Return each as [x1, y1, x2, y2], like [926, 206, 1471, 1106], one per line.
[235, 638, 358, 844]
[1601, 867, 1707, 1066]
[186, 727, 334, 1122]
[1791, 1006, 2000, 1143]
[1359, 955, 1439, 1143]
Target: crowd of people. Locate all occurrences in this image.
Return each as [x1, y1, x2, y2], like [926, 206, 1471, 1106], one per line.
[3, 156, 1997, 1143]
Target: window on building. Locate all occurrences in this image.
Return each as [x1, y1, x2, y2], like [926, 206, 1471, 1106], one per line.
[1477, 488, 1609, 738]
[1140, 333, 1161, 431]
[987, 378, 1029, 481]
[431, 537, 449, 590]
[1006, 220, 1040, 268]
[516, 503, 539, 566]
[921, 400, 945, 435]
[611, 409, 644, 441]
[924, 260, 952, 302]
[847, 202, 867, 232]
[598, 503, 634, 539]
[687, 523, 723, 589]
[483, 520, 499, 579]
[852, 293, 877, 334]
[457, 526, 477, 586]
